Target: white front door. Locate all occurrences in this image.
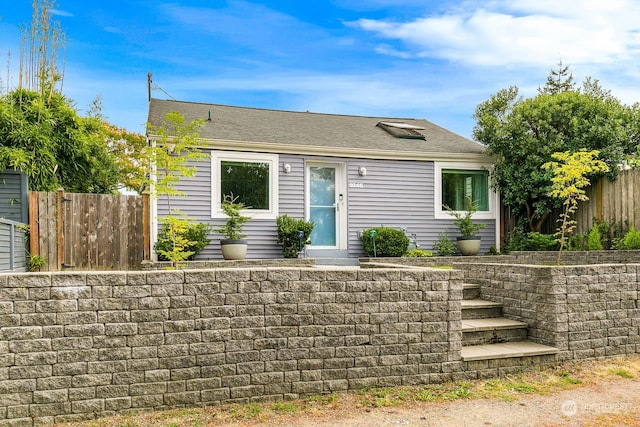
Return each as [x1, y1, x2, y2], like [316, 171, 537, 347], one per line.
[306, 162, 347, 250]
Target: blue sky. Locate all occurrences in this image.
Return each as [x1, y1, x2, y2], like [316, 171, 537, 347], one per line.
[2, 0, 640, 139]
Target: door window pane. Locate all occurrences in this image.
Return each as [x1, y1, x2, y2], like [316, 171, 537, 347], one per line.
[309, 166, 337, 246]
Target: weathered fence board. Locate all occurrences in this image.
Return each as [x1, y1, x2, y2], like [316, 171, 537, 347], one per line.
[29, 190, 149, 271]
[502, 169, 640, 243]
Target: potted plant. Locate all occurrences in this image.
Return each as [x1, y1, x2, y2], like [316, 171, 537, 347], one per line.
[445, 196, 486, 256]
[215, 194, 251, 260]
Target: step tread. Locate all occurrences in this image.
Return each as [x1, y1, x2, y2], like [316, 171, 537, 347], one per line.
[461, 341, 560, 361]
[462, 317, 528, 332]
[461, 299, 502, 309]
[462, 283, 481, 288]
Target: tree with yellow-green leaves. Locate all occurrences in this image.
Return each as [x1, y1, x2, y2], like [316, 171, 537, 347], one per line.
[542, 149, 609, 264]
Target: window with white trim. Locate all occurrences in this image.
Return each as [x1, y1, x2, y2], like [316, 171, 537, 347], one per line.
[435, 162, 495, 219]
[212, 152, 279, 219]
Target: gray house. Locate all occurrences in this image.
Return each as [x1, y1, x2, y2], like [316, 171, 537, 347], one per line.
[147, 99, 498, 260]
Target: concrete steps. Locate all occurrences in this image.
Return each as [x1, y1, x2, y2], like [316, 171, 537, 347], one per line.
[461, 283, 559, 362]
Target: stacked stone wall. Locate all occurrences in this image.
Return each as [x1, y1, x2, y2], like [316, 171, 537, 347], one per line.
[455, 263, 640, 361]
[0, 268, 462, 426]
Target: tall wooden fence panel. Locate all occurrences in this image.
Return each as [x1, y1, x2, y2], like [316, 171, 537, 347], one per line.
[501, 169, 640, 243]
[29, 190, 149, 271]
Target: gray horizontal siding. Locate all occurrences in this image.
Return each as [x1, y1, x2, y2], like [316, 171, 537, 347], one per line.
[0, 219, 27, 272]
[0, 170, 28, 223]
[157, 152, 497, 260]
[347, 159, 495, 257]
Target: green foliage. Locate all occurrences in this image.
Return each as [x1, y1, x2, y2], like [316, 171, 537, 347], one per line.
[275, 214, 315, 258]
[28, 254, 47, 272]
[566, 233, 587, 251]
[542, 150, 608, 263]
[145, 111, 206, 199]
[215, 194, 251, 240]
[147, 112, 208, 266]
[0, 89, 144, 193]
[473, 65, 637, 233]
[154, 216, 195, 267]
[486, 245, 500, 255]
[403, 248, 433, 257]
[503, 227, 528, 252]
[619, 225, 640, 250]
[360, 227, 409, 257]
[445, 196, 486, 237]
[587, 225, 604, 251]
[526, 232, 559, 251]
[433, 232, 456, 256]
[605, 219, 630, 250]
[155, 219, 212, 262]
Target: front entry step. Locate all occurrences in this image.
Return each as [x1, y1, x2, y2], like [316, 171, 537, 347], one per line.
[462, 317, 529, 346]
[461, 299, 503, 319]
[461, 341, 560, 361]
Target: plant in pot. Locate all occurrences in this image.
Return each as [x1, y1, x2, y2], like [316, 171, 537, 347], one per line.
[215, 194, 251, 260]
[445, 196, 486, 256]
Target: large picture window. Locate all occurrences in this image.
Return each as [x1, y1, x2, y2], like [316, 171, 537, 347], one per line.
[442, 169, 489, 211]
[434, 162, 495, 220]
[212, 152, 279, 219]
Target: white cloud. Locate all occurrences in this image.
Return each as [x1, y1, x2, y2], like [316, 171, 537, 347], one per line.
[352, 0, 640, 68]
[50, 9, 74, 18]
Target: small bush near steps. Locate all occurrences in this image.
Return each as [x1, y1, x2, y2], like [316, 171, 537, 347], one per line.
[360, 226, 409, 257]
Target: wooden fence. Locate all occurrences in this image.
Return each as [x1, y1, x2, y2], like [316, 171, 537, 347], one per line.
[29, 190, 150, 271]
[502, 169, 640, 241]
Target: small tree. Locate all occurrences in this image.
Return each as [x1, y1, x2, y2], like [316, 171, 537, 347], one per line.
[542, 149, 608, 264]
[145, 111, 206, 268]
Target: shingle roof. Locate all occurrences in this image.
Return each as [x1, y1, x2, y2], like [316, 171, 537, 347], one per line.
[147, 98, 485, 159]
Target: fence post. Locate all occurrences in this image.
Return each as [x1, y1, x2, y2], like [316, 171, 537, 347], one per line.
[57, 188, 64, 270]
[28, 192, 39, 257]
[143, 193, 150, 261]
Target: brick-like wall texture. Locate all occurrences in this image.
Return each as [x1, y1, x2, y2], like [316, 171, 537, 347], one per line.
[0, 268, 463, 426]
[455, 262, 640, 361]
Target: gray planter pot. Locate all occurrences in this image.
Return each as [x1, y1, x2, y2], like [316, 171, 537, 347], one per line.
[456, 236, 481, 256]
[220, 239, 248, 260]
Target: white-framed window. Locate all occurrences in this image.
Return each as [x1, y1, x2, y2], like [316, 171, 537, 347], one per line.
[211, 151, 279, 219]
[434, 162, 496, 220]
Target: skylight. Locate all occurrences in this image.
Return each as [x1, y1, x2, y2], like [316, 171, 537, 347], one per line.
[377, 121, 426, 140]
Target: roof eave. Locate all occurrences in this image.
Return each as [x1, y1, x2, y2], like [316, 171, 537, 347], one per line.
[146, 135, 491, 162]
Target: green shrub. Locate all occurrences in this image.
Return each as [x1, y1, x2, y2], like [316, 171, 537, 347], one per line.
[433, 231, 456, 256]
[503, 227, 528, 252]
[525, 232, 558, 251]
[403, 248, 433, 257]
[360, 227, 409, 257]
[276, 214, 315, 258]
[155, 219, 212, 262]
[566, 233, 587, 251]
[486, 245, 500, 255]
[619, 225, 640, 250]
[587, 225, 604, 250]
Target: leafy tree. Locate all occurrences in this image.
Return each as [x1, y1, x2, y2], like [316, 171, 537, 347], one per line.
[0, 88, 144, 193]
[474, 65, 638, 232]
[145, 111, 207, 267]
[542, 149, 608, 264]
[0, 0, 147, 194]
[538, 60, 575, 95]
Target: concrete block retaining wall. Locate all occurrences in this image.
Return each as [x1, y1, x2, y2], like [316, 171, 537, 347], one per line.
[0, 268, 464, 426]
[1, 262, 639, 426]
[454, 263, 640, 361]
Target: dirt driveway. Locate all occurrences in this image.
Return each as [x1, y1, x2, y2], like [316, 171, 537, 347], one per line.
[245, 377, 639, 427]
